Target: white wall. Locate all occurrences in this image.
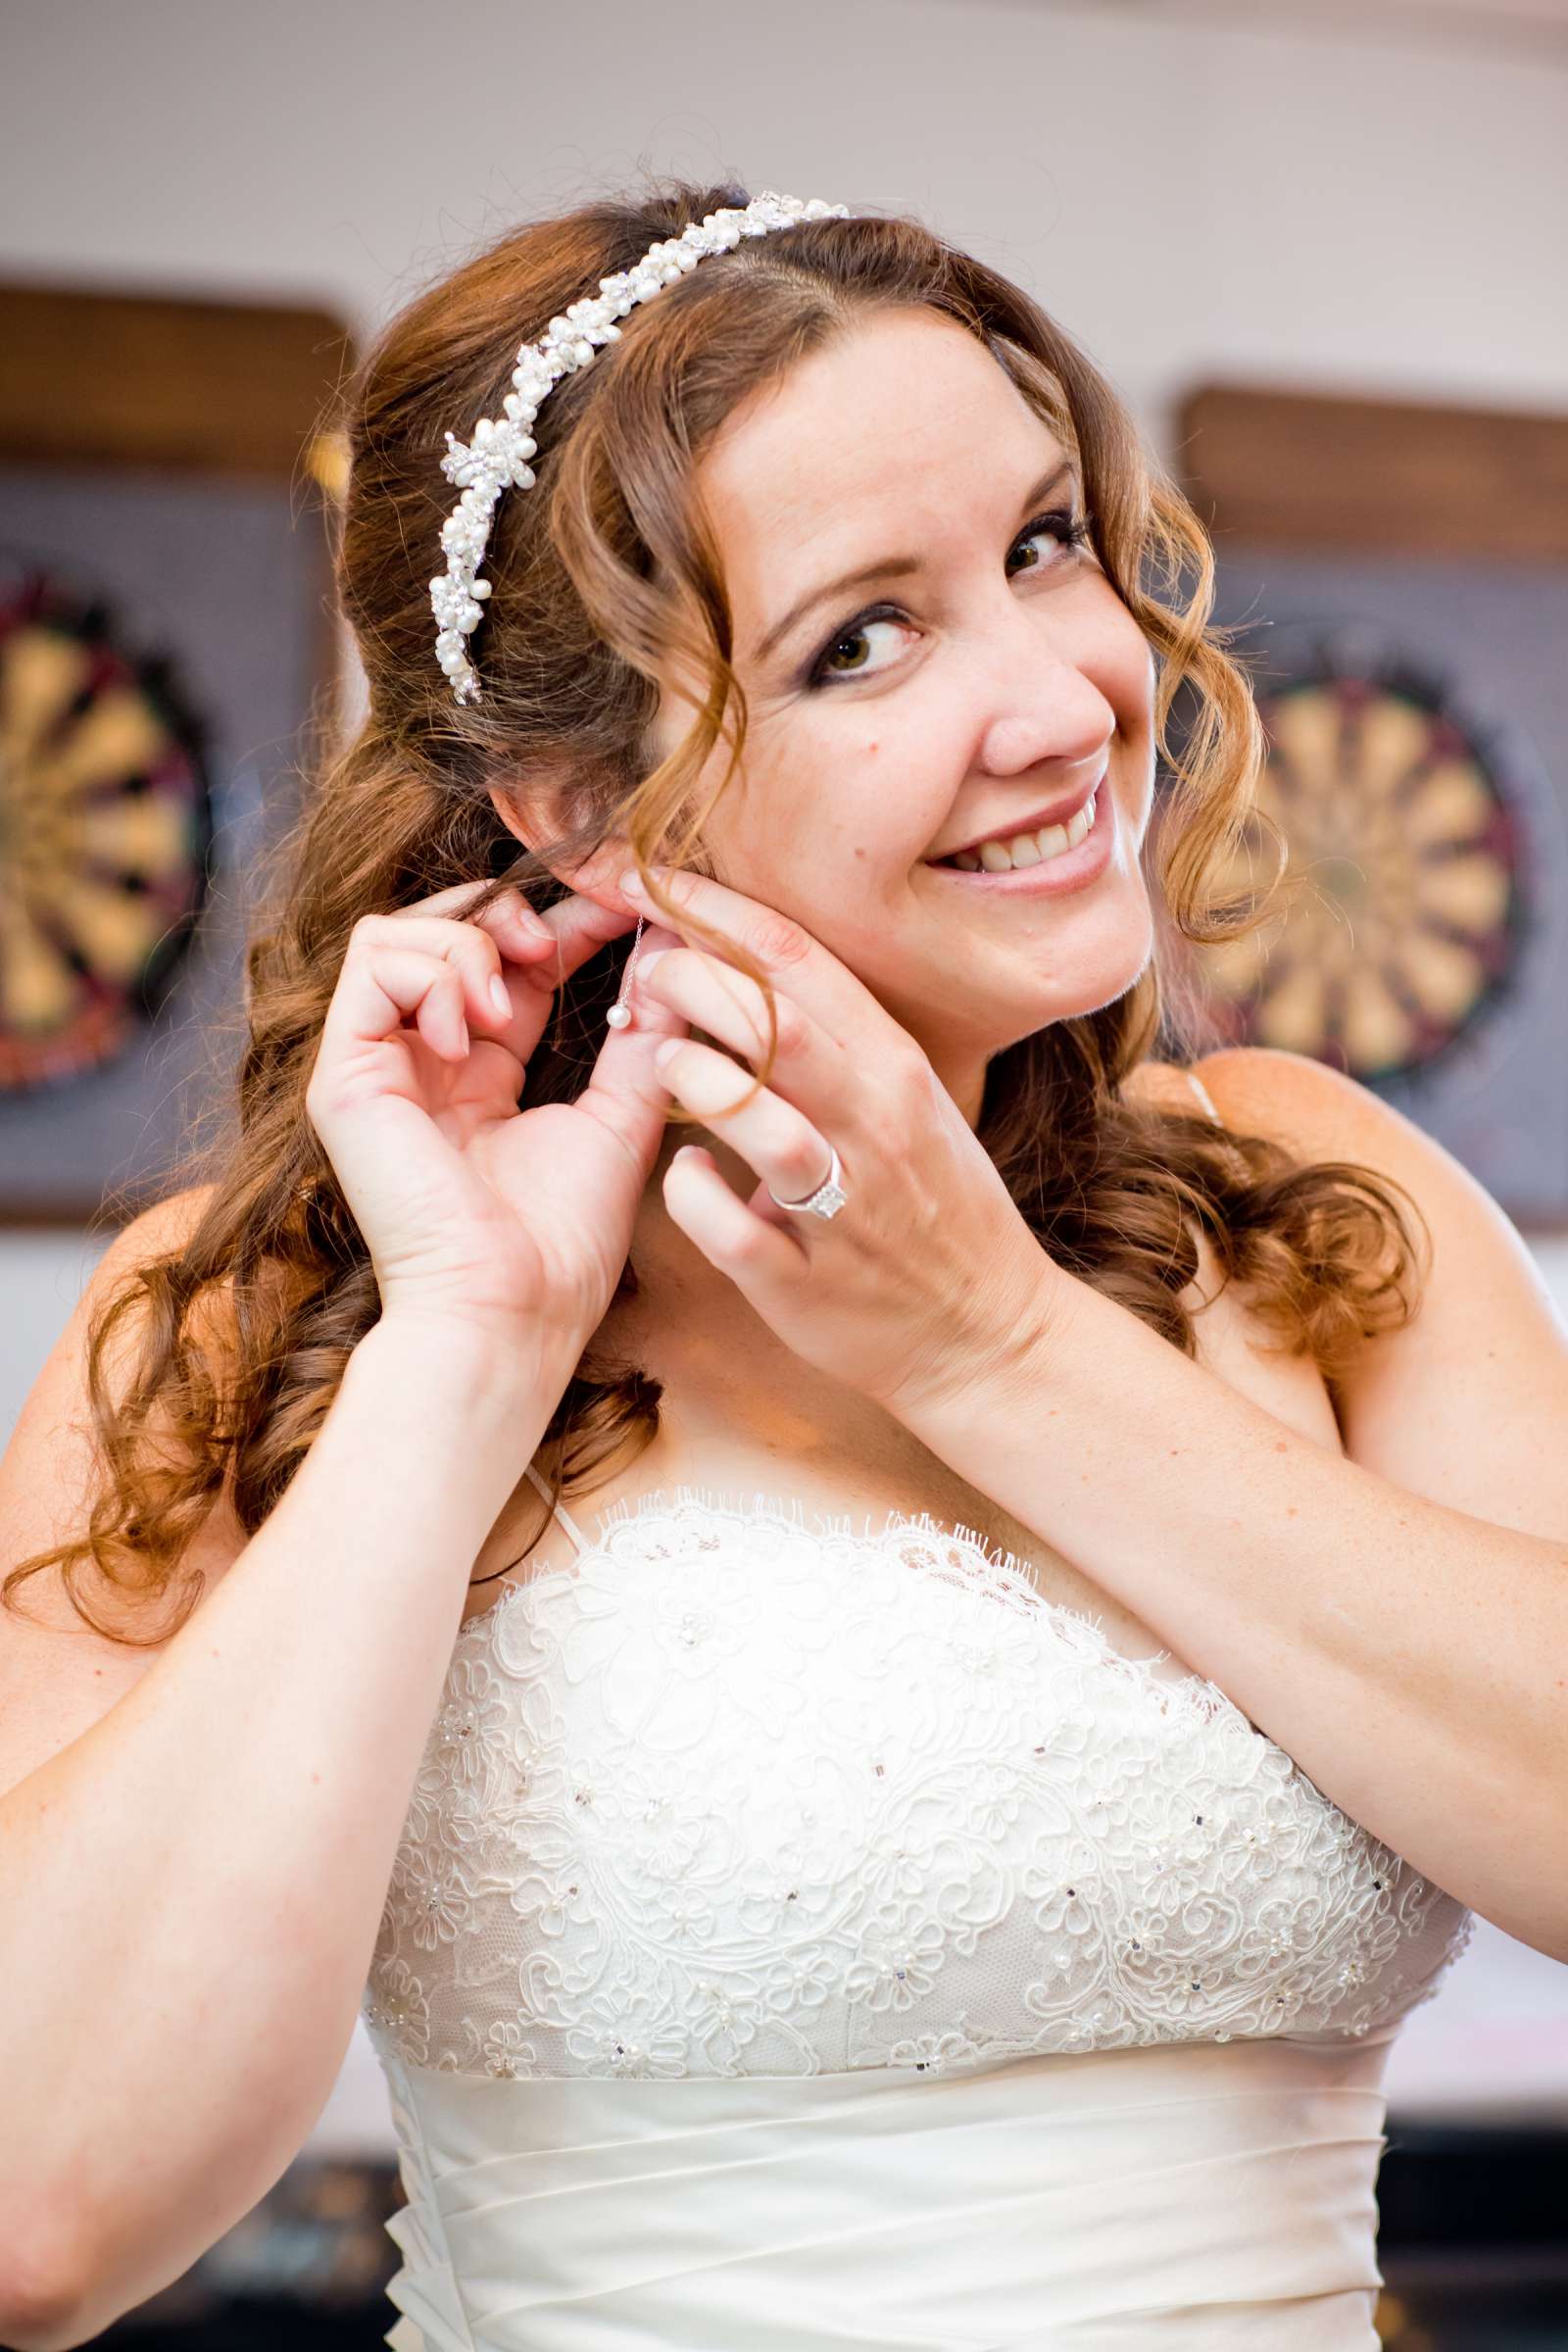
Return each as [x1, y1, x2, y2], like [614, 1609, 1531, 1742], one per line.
[4, 0, 1565, 2150]
[6, 0, 1566, 438]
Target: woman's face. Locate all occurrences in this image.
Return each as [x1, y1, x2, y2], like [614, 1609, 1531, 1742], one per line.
[650, 306, 1158, 1118]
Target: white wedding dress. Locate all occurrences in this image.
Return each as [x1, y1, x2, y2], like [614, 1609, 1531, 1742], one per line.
[359, 1087, 1474, 2349]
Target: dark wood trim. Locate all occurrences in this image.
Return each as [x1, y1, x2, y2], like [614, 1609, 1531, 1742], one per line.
[2, 1194, 185, 1236]
[0, 278, 354, 482]
[1175, 382, 1568, 561]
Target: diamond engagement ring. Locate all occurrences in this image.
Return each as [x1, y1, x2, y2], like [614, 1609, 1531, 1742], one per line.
[767, 1146, 847, 1221]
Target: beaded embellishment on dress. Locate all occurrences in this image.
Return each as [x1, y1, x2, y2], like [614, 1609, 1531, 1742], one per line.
[363, 1487, 1473, 2084]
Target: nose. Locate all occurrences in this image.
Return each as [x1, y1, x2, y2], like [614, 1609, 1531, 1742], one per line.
[976, 657, 1114, 782]
[967, 585, 1115, 780]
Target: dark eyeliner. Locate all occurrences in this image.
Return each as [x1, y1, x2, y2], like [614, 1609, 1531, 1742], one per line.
[797, 600, 906, 693]
[798, 507, 1093, 692]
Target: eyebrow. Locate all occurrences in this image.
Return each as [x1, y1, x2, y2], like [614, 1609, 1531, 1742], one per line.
[753, 459, 1079, 666]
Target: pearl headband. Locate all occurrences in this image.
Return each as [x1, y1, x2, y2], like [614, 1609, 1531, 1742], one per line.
[430, 188, 851, 706]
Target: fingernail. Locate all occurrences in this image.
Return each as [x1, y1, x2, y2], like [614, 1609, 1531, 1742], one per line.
[619, 868, 647, 898]
[654, 1036, 683, 1069]
[635, 949, 668, 983]
[489, 975, 512, 1017]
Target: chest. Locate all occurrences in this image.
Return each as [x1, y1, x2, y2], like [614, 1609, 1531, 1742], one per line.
[376, 1494, 1472, 2082]
[462, 1225, 1344, 1657]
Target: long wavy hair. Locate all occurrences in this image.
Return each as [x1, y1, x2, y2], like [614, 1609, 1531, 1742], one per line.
[5, 172, 1428, 1645]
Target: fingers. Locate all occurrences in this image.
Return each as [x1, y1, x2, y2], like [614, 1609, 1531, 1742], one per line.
[633, 945, 782, 1067]
[332, 882, 641, 1067]
[354, 912, 525, 1040]
[517, 890, 645, 995]
[576, 919, 693, 1152]
[310, 879, 657, 1116]
[320, 889, 561, 1069]
[622, 866, 871, 1058]
[406, 879, 643, 1001]
[318, 918, 518, 1070]
[403, 882, 561, 966]
[651, 1031, 830, 1192]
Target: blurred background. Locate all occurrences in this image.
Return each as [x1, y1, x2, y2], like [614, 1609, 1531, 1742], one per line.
[2, 0, 1565, 2342]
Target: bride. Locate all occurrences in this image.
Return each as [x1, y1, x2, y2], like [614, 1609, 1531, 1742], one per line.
[3, 177, 1565, 2349]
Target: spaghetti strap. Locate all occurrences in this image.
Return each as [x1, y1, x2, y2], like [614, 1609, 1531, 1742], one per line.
[522, 1460, 592, 1557]
[1186, 1066, 1223, 1126]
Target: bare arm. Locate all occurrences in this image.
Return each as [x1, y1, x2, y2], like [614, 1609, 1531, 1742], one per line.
[0, 1307, 576, 2349]
[0, 861, 687, 2347]
[888, 1052, 1568, 1963]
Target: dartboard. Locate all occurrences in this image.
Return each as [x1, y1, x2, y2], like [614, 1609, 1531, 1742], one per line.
[1198, 639, 1529, 1084]
[0, 564, 212, 1092]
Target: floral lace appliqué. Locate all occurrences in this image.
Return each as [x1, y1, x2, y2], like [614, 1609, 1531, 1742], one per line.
[362, 1487, 1474, 2083]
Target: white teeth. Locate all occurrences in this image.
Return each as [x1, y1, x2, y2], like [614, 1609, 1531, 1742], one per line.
[947, 790, 1097, 873]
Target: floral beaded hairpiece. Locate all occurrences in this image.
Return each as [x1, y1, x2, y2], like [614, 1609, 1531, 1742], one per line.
[430, 189, 851, 708]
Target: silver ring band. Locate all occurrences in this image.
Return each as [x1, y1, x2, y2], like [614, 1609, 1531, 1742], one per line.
[767, 1143, 847, 1221]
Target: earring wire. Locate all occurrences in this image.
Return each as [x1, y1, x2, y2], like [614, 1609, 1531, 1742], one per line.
[605, 914, 647, 1029]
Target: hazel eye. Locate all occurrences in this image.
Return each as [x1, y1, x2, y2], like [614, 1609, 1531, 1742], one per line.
[810, 611, 918, 685]
[1009, 509, 1092, 573]
[804, 506, 1093, 692]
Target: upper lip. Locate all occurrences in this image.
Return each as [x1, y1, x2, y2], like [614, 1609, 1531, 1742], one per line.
[926, 761, 1107, 862]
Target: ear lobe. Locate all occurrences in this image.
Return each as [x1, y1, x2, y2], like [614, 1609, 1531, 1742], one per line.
[486, 779, 532, 843]
[569, 842, 642, 910]
[487, 764, 606, 857]
[487, 794, 637, 910]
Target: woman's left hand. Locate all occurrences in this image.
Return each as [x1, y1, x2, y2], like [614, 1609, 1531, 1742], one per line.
[616, 864, 1061, 1422]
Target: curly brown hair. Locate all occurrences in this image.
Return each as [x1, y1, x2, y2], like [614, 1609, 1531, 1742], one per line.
[4, 172, 1428, 1646]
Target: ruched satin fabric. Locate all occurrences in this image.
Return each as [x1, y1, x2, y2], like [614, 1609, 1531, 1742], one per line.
[375, 2030, 1397, 2349]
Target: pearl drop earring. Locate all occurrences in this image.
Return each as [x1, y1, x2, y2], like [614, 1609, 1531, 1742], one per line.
[606, 915, 646, 1029]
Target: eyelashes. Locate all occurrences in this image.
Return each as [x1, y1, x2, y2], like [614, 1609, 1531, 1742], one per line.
[801, 507, 1095, 692]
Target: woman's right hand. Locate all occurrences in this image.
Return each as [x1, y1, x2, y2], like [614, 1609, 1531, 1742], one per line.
[302, 881, 690, 1359]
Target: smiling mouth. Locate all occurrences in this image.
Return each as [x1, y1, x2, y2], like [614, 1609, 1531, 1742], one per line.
[928, 786, 1100, 872]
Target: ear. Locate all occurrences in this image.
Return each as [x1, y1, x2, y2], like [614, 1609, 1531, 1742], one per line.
[486, 775, 640, 913]
[486, 771, 564, 852]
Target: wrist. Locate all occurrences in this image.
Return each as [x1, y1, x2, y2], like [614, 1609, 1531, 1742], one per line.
[353, 1311, 587, 1429]
[890, 1260, 1081, 1437]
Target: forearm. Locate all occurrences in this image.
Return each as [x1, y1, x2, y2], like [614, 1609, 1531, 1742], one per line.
[0, 1314, 576, 2340]
[901, 1272, 1568, 1959]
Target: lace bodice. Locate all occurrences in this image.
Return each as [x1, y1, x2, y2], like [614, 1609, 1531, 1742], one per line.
[362, 1484, 1473, 2085]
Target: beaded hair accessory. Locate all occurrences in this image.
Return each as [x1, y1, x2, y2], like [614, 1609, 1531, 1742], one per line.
[430, 189, 851, 708]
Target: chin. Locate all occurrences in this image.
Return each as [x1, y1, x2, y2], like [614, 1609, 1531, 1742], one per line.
[1029, 908, 1155, 1032]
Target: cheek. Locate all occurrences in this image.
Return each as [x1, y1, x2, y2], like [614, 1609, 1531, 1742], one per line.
[1101, 610, 1157, 719]
[817, 725, 956, 873]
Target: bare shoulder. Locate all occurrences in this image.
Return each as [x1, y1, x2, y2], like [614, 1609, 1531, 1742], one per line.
[1185, 1041, 1523, 1235]
[1119, 1055, 1210, 1115]
[1163, 1043, 1434, 1160]
[1179, 1047, 1568, 1534]
[1139, 1040, 1520, 1227]
[0, 1183, 248, 1791]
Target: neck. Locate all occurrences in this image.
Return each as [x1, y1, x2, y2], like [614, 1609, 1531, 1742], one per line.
[596, 1036, 990, 1445]
[606, 1118, 857, 1440]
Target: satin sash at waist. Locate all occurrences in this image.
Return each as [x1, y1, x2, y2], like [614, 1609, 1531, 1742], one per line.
[375, 2031, 1398, 2350]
